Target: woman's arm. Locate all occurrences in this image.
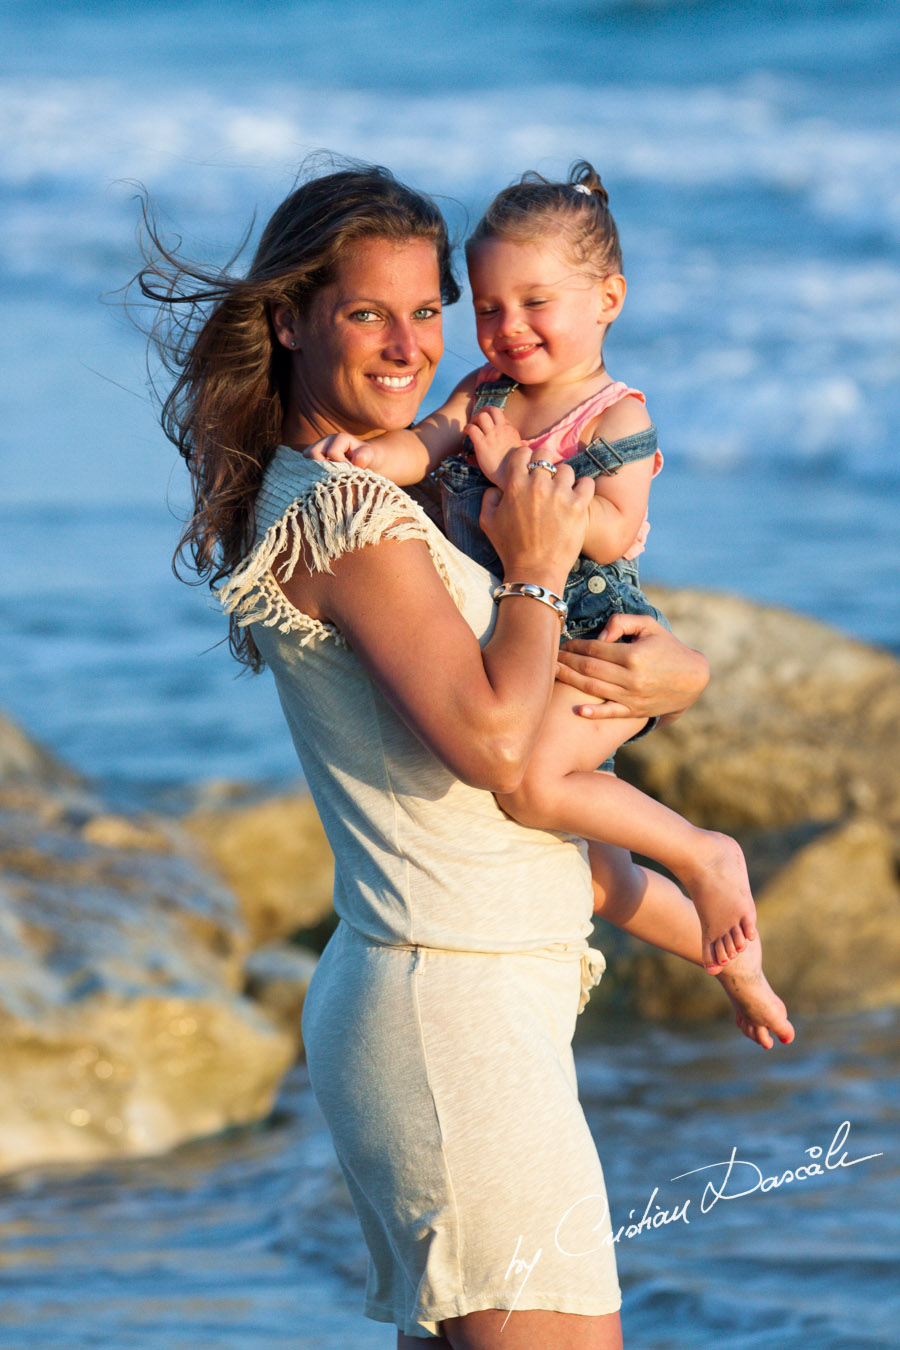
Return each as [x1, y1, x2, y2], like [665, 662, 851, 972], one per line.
[278, 449, 595, 790]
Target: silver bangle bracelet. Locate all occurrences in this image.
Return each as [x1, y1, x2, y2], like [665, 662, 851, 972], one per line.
[492, 581, 568, 623]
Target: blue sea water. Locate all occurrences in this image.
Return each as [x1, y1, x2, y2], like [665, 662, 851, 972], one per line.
[1, 3, 899, 1346]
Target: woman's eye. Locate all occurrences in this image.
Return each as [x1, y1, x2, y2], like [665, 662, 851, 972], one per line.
[413, 307, 440, 321]
[350, 309, 380, 323]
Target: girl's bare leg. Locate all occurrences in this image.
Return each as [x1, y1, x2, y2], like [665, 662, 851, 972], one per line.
[589, 841, 794, 1048]
[497, 682, 756, 972]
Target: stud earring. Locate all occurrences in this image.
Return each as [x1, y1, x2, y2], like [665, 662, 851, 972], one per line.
[289, 340, 297, 348]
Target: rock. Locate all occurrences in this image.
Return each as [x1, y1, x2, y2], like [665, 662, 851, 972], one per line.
[243, 943, 318, 1048]
[0, 804, 295, 1176]
[627, 817, 900, 1021]
[183, 794, 335, 945]
[622, 588, 900, 839]
[81, 814, 176, 853]
[0, 709, 80, 788]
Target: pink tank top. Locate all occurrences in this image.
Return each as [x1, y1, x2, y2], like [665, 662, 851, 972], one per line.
[475, 366, 663, 559]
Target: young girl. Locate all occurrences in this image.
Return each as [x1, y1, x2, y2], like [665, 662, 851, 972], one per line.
[309, 162, 757, 975]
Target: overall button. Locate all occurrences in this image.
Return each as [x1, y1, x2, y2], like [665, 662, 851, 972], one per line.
[587, 575, 607, 594]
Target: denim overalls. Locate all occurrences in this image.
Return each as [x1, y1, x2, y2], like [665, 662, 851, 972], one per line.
[436, 374, 670, 768]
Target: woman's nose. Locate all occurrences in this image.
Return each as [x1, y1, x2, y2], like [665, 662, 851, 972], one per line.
[383, 319, 419, 364]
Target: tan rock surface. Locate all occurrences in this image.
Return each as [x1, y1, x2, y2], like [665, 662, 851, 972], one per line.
[243, 943, 318, 1048]
[0, 709, 80, 788]
[183, 794, 335, 945]
[622, 588, 900, 837]
[0, 805, 294, 1175]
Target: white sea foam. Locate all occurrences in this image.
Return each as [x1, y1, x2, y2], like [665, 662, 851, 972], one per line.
[2, 72, 900, 229]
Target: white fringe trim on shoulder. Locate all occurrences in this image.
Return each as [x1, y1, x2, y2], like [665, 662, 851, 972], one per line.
[216, 467, 462, 644]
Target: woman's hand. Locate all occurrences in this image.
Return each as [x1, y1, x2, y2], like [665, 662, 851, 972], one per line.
[479, 444, 594, 588]
[555, 613, 710, 720]
[304, 432, 377, 468]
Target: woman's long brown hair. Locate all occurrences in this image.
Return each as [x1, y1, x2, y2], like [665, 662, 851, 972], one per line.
[136, 162, 459, 669]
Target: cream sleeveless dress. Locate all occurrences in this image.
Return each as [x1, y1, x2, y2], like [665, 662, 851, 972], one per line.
[219, 450, 621, 1339]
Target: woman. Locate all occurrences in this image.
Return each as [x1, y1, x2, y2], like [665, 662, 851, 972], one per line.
[142, 163, 792, 1348]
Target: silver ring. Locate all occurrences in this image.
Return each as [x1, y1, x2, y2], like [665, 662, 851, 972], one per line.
[527, 459, 557, 477]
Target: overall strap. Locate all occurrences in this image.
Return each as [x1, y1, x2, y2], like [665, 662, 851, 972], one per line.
[577, 425, 659, 476]
[471, 373, 517, 414]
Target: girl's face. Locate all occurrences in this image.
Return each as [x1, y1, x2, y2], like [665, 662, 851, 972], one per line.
[277, 236, 444, 439]
[467, 235, 624, 389]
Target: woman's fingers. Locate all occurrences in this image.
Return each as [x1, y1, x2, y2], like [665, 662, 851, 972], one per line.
[598, 612, 662, 643]
[557, 639, 632, 687]
[478, 485, 503, 532]
[572, 472, 595, 504]
[480, 446, 589, 577]
[553, 653, 629, 704]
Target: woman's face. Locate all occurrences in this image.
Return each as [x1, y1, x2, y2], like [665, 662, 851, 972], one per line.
[285, 236, 444, 439]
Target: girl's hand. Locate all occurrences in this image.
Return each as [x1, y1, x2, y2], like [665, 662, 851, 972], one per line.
[479, 444, 594, 585]
[304, 433, 376, 468]
[556, 613, 710, 719]
[465, 406, 526, 487]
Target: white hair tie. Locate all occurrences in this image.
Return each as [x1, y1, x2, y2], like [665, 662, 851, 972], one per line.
[572, 183, 592, 195]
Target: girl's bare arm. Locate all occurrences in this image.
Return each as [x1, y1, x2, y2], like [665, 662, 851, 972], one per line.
[579, 395, 656, 564]
[306, 371, 480, 485]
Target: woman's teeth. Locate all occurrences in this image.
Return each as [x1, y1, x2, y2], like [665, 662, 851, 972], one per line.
[371, 374, 415, 388]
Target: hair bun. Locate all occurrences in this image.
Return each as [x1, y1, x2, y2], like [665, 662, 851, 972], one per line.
[568, 160, 610, 208]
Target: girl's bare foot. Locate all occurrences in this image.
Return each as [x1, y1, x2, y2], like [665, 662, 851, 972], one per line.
[680, 831, 758, 974]
[715, 935, 794, 1049]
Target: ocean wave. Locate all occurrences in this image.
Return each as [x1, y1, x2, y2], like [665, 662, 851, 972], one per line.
[2, 71, 899, 231]
[1, 70, 897, 481]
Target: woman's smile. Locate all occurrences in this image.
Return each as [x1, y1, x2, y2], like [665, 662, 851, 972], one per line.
[368, 371, 419, 390]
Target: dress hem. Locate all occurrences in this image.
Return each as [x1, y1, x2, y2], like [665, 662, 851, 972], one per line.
[365, 1291, 624, 1338]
